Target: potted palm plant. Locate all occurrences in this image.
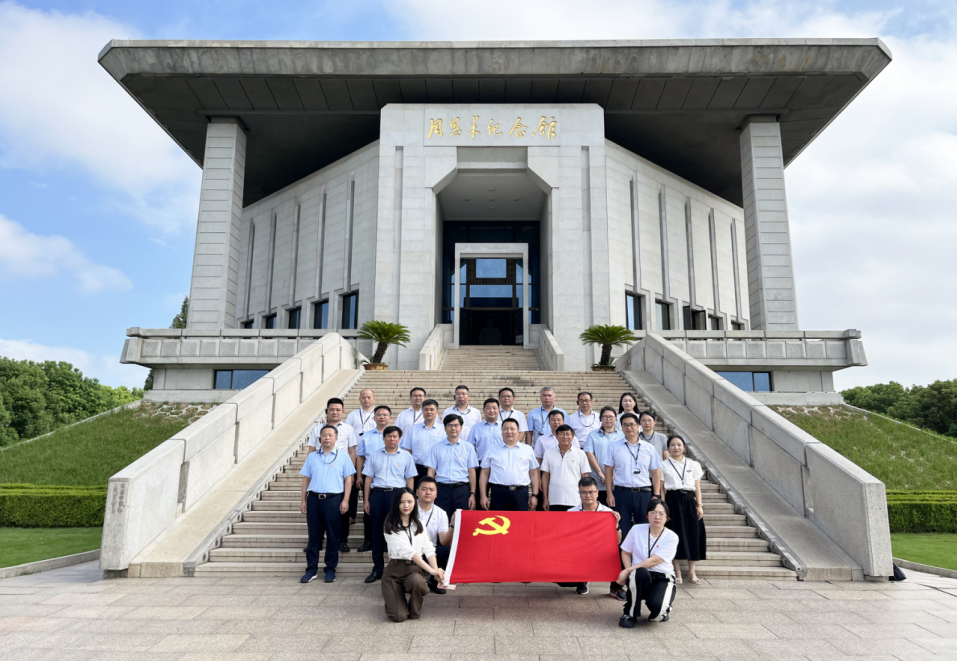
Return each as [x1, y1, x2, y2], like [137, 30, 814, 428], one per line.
[579, 325, 638, 371]
[357, 321, 411, 370]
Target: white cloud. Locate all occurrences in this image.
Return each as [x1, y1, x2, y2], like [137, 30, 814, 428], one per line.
[0, 214, 133, 293]
[0, 2, 200, 232]
[0, 337, 148, 389]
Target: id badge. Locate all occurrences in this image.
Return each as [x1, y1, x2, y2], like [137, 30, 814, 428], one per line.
[633, 469, 641, 475]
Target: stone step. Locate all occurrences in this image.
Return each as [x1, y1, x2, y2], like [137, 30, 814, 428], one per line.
[239, 510, 750, 526]
[249, 499, 736, 513]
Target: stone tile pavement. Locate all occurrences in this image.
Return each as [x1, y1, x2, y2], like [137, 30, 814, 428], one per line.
[1, 562, 956, 661]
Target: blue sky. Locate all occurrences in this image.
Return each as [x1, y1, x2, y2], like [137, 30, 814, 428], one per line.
[0, 0, 955, 390]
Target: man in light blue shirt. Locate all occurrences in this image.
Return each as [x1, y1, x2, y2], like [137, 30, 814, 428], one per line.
[299, 425, 355, 584]
[362, 425, 416, 584]
[354, 405, 392, 553]
[468, 398, 504, 463]
[426, 414, 479, 515]
[527, 386, 568, 445]
[400, 398, 445, 488]
[584, 406, 625, 506]
[604, 412, 662, 541]
[479, 418, 540, 511]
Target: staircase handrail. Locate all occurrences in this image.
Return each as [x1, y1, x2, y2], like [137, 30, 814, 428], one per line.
[418, 323, 452, 370]
[537, 328, 565, 371]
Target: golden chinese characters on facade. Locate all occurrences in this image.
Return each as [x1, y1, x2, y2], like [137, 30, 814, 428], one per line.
[427, 116, 557, 140]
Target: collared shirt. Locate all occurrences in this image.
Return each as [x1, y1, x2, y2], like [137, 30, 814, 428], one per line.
[639, 431, 669, 459]
[417, 504, 450, 546]
[540, 445, 590, 507]
[570, 501, 615, 513]
[299, 448, 356, 493]
[481, 442, 538, 486]
[400, 422, 446, 465]
[361, 448, 417, 488]
[425, 439, 479, 484]
[467, 420, 503, 463]
[395, 406, 425, 437]
[528, 406, 568, 442]
[605, 439, 661, 489]
[533, 432, 559, 460]
[568, 410, 602, 449]
[346, 408, 377, 436]
[661, 457, 704, 491]
[357, 429, 386, 458]
[498, 408, 528, 432]
[616, 411, 638, 432]
[442, 405, 482, 440]
[306, 421, 357, 453]
[583, 428, 625, 491]
[385, 524, 436, 562]
[621, 524, 679, 576]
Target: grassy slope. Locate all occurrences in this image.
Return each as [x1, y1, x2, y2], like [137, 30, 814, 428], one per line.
[0, 527, 103, 568]
[775, 407, 957, 491]
[892, 533, 957, 571]
[0, 409, 189, 486]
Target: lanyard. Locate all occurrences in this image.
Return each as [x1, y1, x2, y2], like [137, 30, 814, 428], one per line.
[668, 458, 688, 486]
[421, 507, 434, 530]
[577, 411, 596, 427]
[626, 441, 643, 467]
[411, 409, 423, 425]
[401, 524, 413, 548]
[319, 449, 338, 465]
[500, 410, 514, 422]
[359, 410, 373, 428]
[647, 527, 663, 558]
[639, 431, 656, 443]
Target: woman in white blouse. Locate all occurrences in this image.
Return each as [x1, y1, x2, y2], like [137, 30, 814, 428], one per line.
[661, 435, 706, 584]
[381, 488, 446, 622]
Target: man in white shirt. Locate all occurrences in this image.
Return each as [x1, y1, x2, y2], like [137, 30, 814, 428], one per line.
[479, 418, 540, 511]
[443, 385, 482, 440]
[415, 476, 453, 594]
[497, 387, 528, 437]
[467, 398, 503, 464]
[540, 424, 590, 512]
[533, 409, 566, 463]
[568, 391, 601, 450]
[527, 386, 567, 445]
[395, 387, 427, 437]
[400, 399, 446, 487]
[346, 389, 377, 437]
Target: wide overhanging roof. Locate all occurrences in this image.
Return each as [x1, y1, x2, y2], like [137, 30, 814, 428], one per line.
[99, 39, 891, 206]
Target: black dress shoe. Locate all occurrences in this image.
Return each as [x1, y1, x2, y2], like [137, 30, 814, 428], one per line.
[428, 576, 447, 595]
[339, 542, 350, 553]
[357, 541, 372, 553]
[364, 571, 382, 584]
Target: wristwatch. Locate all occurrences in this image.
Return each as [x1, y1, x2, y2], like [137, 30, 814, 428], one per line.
[470, 491, 476, 495]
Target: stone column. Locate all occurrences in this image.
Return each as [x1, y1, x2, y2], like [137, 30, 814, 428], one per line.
[186, 118, 247, 329]
[739, 116, 799, 331]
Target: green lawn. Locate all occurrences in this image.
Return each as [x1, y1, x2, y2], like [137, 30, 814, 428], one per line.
[775, 407, 957, 491]
[892, 533, 957, 571]
[0, 408, 189, 486]
[0, 527, 102, 568]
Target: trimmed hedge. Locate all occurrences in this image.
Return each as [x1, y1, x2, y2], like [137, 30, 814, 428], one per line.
[886, 490, 957, 533]
[0, 484, 107, 527]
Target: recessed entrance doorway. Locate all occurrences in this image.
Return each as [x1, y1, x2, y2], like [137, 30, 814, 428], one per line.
[459, 257, 524, 346]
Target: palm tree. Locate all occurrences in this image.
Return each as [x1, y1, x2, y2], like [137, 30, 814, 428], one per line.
[358, 321, 411, 365]
[579, 325, 638, 366]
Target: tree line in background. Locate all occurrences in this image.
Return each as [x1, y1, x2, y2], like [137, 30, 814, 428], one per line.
[843, 379, 957, 438]
[144, 296, 188, 391]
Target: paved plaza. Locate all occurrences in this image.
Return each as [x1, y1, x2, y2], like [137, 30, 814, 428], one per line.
[1, 563, 956, 661]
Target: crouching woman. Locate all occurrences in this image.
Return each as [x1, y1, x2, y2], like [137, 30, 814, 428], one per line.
[617, 499, 679, 626]
[381, 487, 446, 622]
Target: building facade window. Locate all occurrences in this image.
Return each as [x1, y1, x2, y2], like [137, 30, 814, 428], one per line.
[717, 371, 772, 393]
[314, 300, 329, 329]
[683, 306, 706, 330]
[288, 307, 301, 330]
[214, 369, 270, 390]
[240, 320, 254, 329]
[341, 292, 359, 330]
[708, 314, 723, 330]
[731, 321, 744, 330]
[263, 314, 276, 329]
[655, 300, 671, 330]
[625, 293, 643, 331]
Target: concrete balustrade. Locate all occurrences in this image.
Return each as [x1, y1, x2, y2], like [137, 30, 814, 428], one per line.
[418, 324, 452, 370]
[101, 333, 364, 574]
[537, 329, 565, 371]
[615, 332, 892, 578]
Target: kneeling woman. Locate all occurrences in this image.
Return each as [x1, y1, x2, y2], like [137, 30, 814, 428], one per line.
[616, 499, 679, 626]
[381, 488, 446, 622]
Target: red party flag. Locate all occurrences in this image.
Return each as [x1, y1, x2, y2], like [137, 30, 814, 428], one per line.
[444, 510, 621, 584]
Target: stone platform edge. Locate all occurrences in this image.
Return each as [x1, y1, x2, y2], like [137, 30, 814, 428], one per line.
[0, 549, 101, 580]
[894, 557, 957, 580]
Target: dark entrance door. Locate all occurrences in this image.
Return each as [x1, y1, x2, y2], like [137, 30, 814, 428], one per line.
[459, 258, 522, 345]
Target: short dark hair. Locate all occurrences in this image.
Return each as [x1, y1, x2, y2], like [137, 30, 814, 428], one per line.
[547, 409, 565, 421]
[455, 384, 470, 393]
[374, 405, 392, 415]
[326, 397, 344, 409]
[501, 418, 521, 430]
[599, 406, 617, 419]
[443, 413, 464, 427]
[483, 397, 500, 408]
[577, 391, 593, 402]
[555, 424, 575, 436]
[620, 412, 639, 426]
[667, 435, 686, 450]
[579, 476, 599, 489]
[410, 387, 427, 396]
[638, 410, 657, 423]
[498, 387, 515, 397]
[422, 398, 439, 409]
[646, 498, 670, 518]
[383, 425, 403, 438]
[417, 476, 438, 488]
[319, 424, 338, 437]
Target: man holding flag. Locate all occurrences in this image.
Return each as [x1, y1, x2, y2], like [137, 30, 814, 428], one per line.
[478, 418, 540, 511]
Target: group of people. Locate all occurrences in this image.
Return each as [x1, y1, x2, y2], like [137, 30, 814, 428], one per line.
[298, 385, 708, 625]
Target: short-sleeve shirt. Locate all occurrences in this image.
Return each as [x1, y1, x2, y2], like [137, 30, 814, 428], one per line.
[528, 406, 568, 442]
[661, 457, 704, 491]
[569, 501, 615, 513]
[533, 432, 559, 460]
[395, 407, 426, 437]
[583, 428, 624, 491]
[299, 448, 356, 493]
[498, 408, 528, 432]
[467, 420, 503, 463]
[621, 523, 679, 576]
[639, 431, 669, 459]
[442, 406, 482, 440]
[417, 504, 450, 546]
[361, 448, 417, 488]
[540, 445, 590, 507]
[400, 422, 446, 465]
[605, 439, 661, 488]
[481, 443, 538, 486]
[567, 410, 601, 449]
[346, 408, 377, 436]
[425, 439, 479, 484]
[357, 429, 385, 458]
[306, 421, 357, 453]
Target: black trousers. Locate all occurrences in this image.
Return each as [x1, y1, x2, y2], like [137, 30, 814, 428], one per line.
[613, 488, 653, 542]
[489, 484, 529, 511]
[598, 490, 609, 506]
[549, 504, 573, 512]
[339, 481, 360, 542]
[414, 463, 430, 491]
[622, 567, 676, 622]
[436, 483, 470, 516]
[369, 489, 398, 573]
[306, 493, 343, 571]
[435, 544, 450, 570]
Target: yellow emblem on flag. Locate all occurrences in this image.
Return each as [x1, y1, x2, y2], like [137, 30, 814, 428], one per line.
[472, 516, 511, 536]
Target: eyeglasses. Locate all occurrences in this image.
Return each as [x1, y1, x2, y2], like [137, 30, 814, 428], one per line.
[578, 490, 599, 496]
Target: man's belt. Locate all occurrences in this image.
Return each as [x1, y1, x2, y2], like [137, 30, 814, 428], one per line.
[616, 486, 653, 492]
[490, 483, 529, 490]
[307, 492, 343, 499]
[372, 487, 397, 492]
[439, 482, 469, 488]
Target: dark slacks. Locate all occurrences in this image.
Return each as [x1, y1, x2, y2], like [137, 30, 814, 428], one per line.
[489, 484, 529, 511]
[414, 463, 430, 491]
[434, 544, 450, 570]
[613, 488, 653, 542]
[597, 490, 609, 506]
[549, 504, 573, 512]
[382, 559, 430, 622]
[305, 493, 343, 571]
[622, 567, 676, 622]
[369, 489, 397, 573]
[436, 483, 470, 516]
[339, 481, 360, 542]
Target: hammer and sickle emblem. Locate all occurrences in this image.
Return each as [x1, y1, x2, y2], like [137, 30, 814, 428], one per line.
[472, 516, 511, 536]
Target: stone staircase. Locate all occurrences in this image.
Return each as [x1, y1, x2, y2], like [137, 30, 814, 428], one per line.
[195, 347, 795, 579]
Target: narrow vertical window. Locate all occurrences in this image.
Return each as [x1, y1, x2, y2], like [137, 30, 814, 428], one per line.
[263, 314, 276, 329]
[656, 301, 671, 331]
[626, 293, 643, 331]
[341, 292, 359, 330]
[314, 300, 329, 329]
[287, 307, 301, 330]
